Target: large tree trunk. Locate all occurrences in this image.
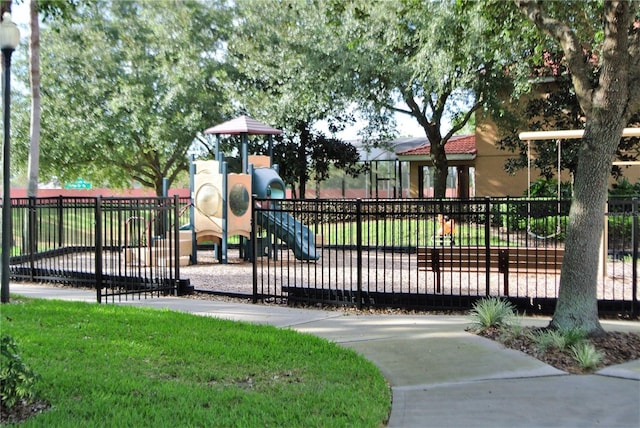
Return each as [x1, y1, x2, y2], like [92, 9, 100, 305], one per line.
[551, 121, 623, 335]
[27, 0, 40, 198]
[430, 141, 448, 199]
[421, 122, 449, 199]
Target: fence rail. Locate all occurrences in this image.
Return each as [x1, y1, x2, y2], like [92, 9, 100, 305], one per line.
[252, 197, 638, 316]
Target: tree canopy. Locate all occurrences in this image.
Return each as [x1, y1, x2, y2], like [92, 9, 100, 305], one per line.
[14, 0, 233, 195]
[315, 0, 512, 198]
[227, 0, 362, 197]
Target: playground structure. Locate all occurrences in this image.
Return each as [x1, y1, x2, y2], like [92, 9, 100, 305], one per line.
[519, 127, 640, 280]
[119, 116, 319, 268]
[189, 116, 319, 264]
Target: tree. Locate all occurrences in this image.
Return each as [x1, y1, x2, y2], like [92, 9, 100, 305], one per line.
[24, 0, 79, 198]
[323, 0, 510, 198]
[18, 0, 232, 195]
[26, 0, 40, 198]
[228, 0, 361, 198]
[264, 122, 361, 198]
[512, 1, 640, 334]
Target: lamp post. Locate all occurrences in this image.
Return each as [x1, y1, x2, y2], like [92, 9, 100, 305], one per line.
[1, 12, 20, 304]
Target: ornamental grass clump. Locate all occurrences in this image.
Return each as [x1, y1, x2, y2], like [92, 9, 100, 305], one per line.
[571, 342, 603, 370]
[560, 328, 588, 348]
[530, 327, 588, 352]
[469, 297, 517, 331]
[530, 329, 568, 352]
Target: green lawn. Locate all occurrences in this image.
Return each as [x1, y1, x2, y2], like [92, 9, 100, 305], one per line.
[1, 298, 390, 427]
[316, 219, 499, 246]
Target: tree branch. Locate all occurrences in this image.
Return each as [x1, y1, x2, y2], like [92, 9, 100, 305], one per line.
[403, 93, 433, 133]
[442, 99, 483, 141]
[514, 0, 595, 115]
[427, 96, 437, 119]
[390, 105, 413, 115]
[432, 88, 452, 124]
[627, 20, 640, 114]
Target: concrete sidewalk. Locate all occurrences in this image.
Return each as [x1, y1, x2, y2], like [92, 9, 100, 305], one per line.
[8, 283, 640, 428]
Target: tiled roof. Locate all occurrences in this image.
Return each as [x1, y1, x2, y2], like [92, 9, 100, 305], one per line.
[396, 135, 476, 156]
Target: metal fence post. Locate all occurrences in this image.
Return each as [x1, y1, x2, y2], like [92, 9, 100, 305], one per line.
[484, 197, 491, 296]
[356, 199, 363, 310]
[252, 195, 258, 303]
[28, 197, 36, 281]
[57, 196, 63, 248]
[632, 197, 638, 316]
[95, 197, 103, 303]
[173, 195, 180, 296]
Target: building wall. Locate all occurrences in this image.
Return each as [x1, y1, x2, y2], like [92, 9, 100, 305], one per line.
[475, 113, 640, 196]
[474, 114, 530, 197]
[407, 161, 474, 198]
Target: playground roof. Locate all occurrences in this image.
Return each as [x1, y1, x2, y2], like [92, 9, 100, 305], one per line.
[204, 115, 282, 136]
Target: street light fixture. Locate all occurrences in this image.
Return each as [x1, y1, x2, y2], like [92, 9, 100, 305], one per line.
[1, 12, 20, 304]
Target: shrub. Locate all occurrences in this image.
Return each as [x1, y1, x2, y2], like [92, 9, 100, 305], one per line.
[469, 297, 516, 331]
[0, 334, 40, 409]
[609, 178, 640, 197]
[607, 215, 634, 245]
[527, 178, 573, 199]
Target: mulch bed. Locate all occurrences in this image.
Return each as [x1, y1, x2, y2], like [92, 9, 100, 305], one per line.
[477, 327, 640, 374]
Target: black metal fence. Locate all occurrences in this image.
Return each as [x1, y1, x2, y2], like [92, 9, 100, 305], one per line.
[252, 197, 638, 316]
[4, 195, 637, 314]
[5, 196, 192, 302]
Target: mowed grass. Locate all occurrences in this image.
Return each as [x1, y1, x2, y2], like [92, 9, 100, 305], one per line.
[1, 298, 390, 427]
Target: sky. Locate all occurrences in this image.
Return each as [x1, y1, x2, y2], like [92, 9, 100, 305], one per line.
[8, 2, 426, 140]
[10, 2, 28, 24]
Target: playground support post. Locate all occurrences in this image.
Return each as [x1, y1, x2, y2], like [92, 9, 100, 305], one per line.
[241, 133, 248, 174]
[221, 161, 228, 264]
[251, 196, 258, 303]
[189, 155, 197, 264]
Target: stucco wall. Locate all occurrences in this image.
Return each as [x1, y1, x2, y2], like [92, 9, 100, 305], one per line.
[474, 114, 640, 196]
[474, 119, 530, 197]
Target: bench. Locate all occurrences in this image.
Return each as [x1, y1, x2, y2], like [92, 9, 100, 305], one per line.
[417, 246, 565, 294]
